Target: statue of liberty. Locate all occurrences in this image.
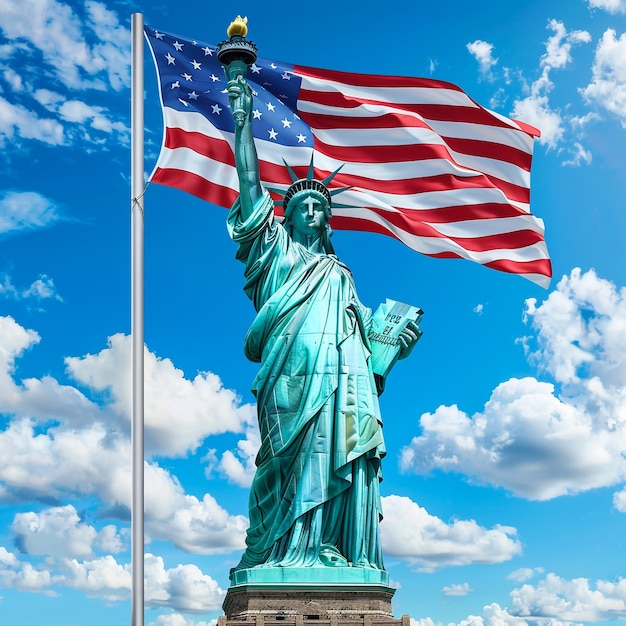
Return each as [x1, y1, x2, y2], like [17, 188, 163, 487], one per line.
[222, 29, 421, 578]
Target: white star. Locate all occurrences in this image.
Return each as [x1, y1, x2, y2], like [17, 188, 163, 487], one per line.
[173, 41, 184, 51]
[191, 59, 202, 70]
[252, 109, 262, 119]
[268, 128, 278, 140]
[182, 72, 192, 81]
[192, 40, 198, 45]
[178, 98, 189, 107]
[171, 80, 180, 89]
[165, 53, 176, 65]
[209, 74, 220, 82]
[212, 103, 222, 114]
[281, 118, 292, 128]
[266, 102, 276, 112]
[270, 63, 277, 69]
[250, 63, 261, 74]
[188, 91, 199, 100]
[202, 47, 213, 56]
[154, 31, 164, 39]
[281, 72, 291, 80]
[296, 133, 307, 143]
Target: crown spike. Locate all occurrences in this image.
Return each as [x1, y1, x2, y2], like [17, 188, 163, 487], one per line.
[282, 159, 299, 183]
[307, 154, 315, 181]
[321, 164, 345, 186]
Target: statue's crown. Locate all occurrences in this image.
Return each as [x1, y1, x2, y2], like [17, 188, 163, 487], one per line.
[283, 177, 332, 211]
[270, 156, 352, 217]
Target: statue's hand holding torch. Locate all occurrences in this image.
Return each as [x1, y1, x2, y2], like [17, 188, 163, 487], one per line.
[217, 16, 257, 129]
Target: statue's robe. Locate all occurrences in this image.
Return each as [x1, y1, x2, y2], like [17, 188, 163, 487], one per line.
[227, 191, 385, 571]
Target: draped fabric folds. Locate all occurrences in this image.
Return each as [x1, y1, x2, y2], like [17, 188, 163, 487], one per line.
[227, 190, 386, 571]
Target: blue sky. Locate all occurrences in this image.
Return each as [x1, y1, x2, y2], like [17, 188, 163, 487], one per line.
[1, 1, 626, 625]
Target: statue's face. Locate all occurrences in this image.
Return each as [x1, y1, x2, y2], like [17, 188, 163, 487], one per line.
[287, 192, 328, 239]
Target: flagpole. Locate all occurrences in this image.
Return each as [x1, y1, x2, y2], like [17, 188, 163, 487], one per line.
[131, 12, 145, 626]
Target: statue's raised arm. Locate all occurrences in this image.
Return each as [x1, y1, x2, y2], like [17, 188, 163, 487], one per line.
[227, 75, 263, 220]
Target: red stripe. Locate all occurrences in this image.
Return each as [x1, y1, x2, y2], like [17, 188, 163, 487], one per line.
[164, 127, 235, 164]
[151, 168, 237, 207]
[484, 257, 552, 277]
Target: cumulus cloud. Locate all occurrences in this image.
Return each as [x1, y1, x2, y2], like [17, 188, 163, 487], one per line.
[380, 495, 521, 571]
[510, 573, 626, 622]
[0, 191, 60, 235]
[467, 40, 498, 79]
[65, 332, 255, 457]
[205, 422, 260, 487]
[12, 505, 125, 558]
[400, 268, 626, 502]
[588, 0, 626, 13]
[580, 29, 626, 126]
[0, 316, 248, 553]
[0, 548, 225, 611]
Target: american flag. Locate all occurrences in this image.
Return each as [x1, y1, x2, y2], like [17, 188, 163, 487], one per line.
[145, 26, 551, 287]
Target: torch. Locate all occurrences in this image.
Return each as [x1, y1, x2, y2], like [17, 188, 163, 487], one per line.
[217, 16, 258, 128]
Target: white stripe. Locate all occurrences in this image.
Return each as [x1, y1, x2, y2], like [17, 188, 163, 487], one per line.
[423, 214, 545, 239]
[331, 205, 549, 262]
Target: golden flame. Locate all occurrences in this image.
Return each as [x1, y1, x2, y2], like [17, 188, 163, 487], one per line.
[227, 16, 248, 38]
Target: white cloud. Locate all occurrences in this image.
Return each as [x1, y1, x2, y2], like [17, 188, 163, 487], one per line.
[0, 546, 56, 593]
[205, 423, 260, 487]
[4, 551, 226, 611]
[588, 0, 626, 13]
[614, 487, 626, 511]
[65, 333, 255, 458]
[0, 0, 129, 91]
[541, 20, 591, 70]
[580, 29, 626, 126]
[400, 268, 626, 501]
[467, 40, 498, 79]
[474, 303, 485, 315]
[508, 567, 545, 583]
[13, 505, 98, 557]
[561, 142, 592, 167]
[0, 191, 60, 235]
[511, 21, 590, 150]
[0, 96, 65, 145]
[0, 274, 62, 301]
[511, 89, 564, 148]
[510, 573, 626, 622]
[0, 316, 248, 554]
[443, 582, 474, 596]
[11, 505, 125, 558]
[380, 495, 521, 571]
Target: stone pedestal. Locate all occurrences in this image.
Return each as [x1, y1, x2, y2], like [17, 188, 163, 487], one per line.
[218, 568, 409, 626]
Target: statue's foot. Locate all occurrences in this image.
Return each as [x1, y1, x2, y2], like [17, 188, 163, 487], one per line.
[319, 546, 348, 567]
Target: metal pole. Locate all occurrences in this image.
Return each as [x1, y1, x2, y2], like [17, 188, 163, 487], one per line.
[131, 12, 145, 626]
